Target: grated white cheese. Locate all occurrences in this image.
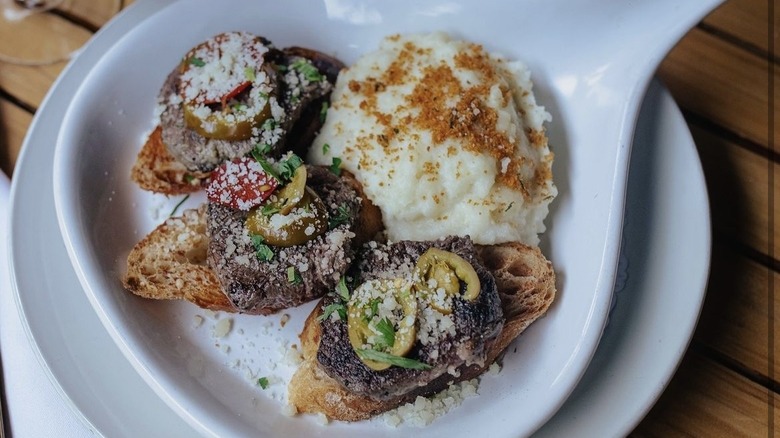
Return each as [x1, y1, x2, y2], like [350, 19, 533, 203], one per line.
[212, 318, 232, 338]
[381, 378, 480, 427]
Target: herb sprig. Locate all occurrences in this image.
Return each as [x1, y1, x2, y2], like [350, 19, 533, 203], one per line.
[287, 266, 303, 285]
[251, 234, 274, 262]
[329, 157, 342, 176]
[373, 318, 396, 349]
[318, 302, 346, 321]
[187, 57, 205, 67]
[328, 204, 350, 230]
[169, 194, 190, 217]
[290, 59, 323, 82]
[317, 277, 351, 322]
[356, 349, 432, 370]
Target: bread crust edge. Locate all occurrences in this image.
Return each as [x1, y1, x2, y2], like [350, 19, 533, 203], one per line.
[288, 242, 556, 421]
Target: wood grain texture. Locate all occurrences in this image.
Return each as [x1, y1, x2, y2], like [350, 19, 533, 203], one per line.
[692, 123, 780, 257]
[695, 243, 780, 381]
[0, 1, 775, 436]
[632, 351, 779, 437]
[658, 28, 776, 149]
[704, 0, 776, 56]
[0, 98, 33, 176]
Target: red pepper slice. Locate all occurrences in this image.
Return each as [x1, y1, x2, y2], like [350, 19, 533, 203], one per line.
[206, 157, 278, 210]
[220, 81, 251, 107]
[197, 80, 252, 106]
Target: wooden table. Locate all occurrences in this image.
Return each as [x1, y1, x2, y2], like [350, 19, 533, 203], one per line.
[0, 1, 776, 436]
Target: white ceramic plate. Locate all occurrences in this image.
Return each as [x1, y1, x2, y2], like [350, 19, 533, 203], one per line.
[39, 0, 713, 437]
[6, 2, 710, 433]
[8, 72, 710, 436]
[535, 80, 710, 436]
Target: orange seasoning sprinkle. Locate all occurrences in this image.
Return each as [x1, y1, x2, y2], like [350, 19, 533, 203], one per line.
[343, 38, 545, 199]
[406, 59, 526, 193]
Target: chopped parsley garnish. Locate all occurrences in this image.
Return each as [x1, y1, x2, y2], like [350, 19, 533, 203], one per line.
[258, 91, 269, 100]
[183, 173, 195, 183]
[317, 303, 346, 321]
[374, 317, 396, 349]
[253, 153, 304, 184]
[231, 103, 247, 112]
[187, 57, 205, 67]
[254, 155, 281, 181]
[287, 266, 303, 285]
[320, 102, 329, 123]
[244, 67, 256, 82]
[251, 234, 274, 262]
[356, 349, 432, 370]
[261, 204, 281, 216]
[336, 276, 350, 301]
[169, 194, 190, 217]
[329, 157, 342, 176]
[252, 143, 272, 158]
[257, 377, 269, 389]
[278, 154, 303, 181]
[322, 143, 330, 154]
[290, 59, 323, 82]
[328, 203, 350, 230]
[261, 118, 277, 131]
[364, 298, 381, 322]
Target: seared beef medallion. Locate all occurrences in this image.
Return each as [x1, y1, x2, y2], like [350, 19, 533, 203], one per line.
[207, 166, 362, 314]
[157, 32, 342, 172]
[316, 236, 504, 400]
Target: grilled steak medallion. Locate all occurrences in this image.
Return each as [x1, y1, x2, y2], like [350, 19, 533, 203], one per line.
[316, 236, 504, 400]
[207, 166, 361, 314]
[157, 32, 341, 173]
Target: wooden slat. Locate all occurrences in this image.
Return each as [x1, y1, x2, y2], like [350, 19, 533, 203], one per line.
[0, 1, 135, 109]
[0, 2, 137, 176]
[703, 0, 776, 56]
[63, 0, 125, 29]
[692, 123, 780, 256]
[694, 242, 780, 380]
[632, 352, 779, 437]
[0, 63, 64, 109]
[0, 10, 91, 65]
[658, 28, 775, 149]
[0, 98, 33, 177]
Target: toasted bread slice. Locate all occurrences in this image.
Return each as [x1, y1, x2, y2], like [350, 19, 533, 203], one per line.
[122, 175, 383, 312]
[288, 242, 556, 421]
[130, 126, 209, 195]
[122, 205, 235, 311]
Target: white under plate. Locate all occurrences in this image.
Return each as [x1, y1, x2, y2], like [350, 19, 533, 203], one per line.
[8, 2, 709, 438]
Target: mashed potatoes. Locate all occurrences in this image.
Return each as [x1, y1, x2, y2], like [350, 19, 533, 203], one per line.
[308, 33, 556, 245]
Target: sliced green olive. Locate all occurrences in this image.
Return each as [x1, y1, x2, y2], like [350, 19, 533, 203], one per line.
[347, 279, 418, 371]
[183, 101, 270, 141]
[414, 248, 480, 314]
[245, 187, 328, 246]
[273, 165, 306, 215]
